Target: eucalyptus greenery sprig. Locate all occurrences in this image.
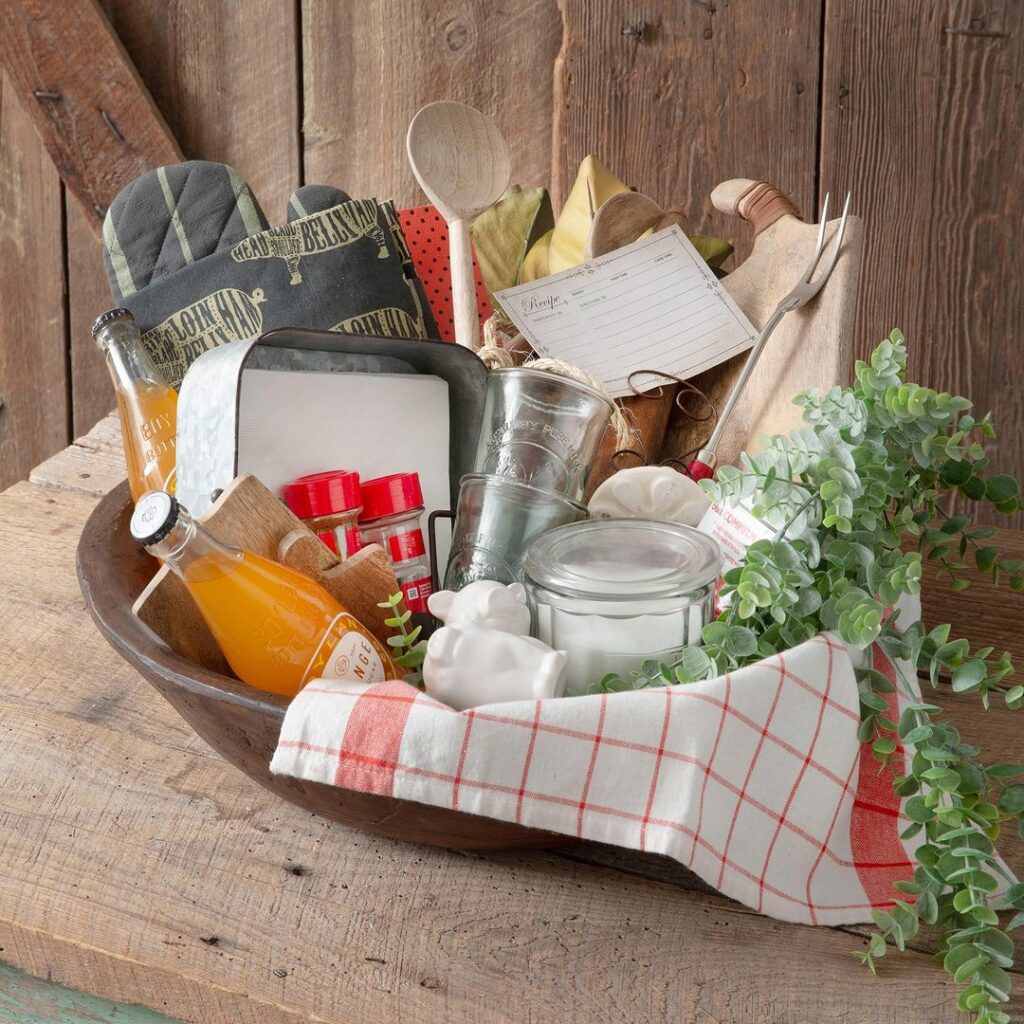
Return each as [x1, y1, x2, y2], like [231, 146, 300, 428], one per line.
[595, 330, 1024, 1022]
[378, 591, 426, 685]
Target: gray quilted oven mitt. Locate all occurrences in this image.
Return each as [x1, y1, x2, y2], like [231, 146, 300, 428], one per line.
[102, 161, 438, 387]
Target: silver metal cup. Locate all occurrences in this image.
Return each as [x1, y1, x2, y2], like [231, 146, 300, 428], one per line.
[444, 474, 589, 590]
[474, 367, 614, 501]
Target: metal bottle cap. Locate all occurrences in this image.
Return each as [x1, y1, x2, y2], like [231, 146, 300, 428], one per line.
[90, 307, 135, 338]
[130, 491, 179, 546]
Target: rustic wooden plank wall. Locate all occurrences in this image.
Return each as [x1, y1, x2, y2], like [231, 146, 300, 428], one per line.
[0, 71, 68, 485]
[1, 0, 1021, 525]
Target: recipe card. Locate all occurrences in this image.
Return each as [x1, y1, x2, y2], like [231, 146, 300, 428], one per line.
[495, 226, 757, 398]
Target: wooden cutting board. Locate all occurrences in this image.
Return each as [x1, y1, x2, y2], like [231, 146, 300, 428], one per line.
[665, 178, 864, 468]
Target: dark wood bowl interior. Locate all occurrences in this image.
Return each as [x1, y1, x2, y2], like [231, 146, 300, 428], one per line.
[76, 481, 569, 850]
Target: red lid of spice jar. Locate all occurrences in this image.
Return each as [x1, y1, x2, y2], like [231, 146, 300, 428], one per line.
[283, 469, 362, 520]
[359, 473, 424, 521]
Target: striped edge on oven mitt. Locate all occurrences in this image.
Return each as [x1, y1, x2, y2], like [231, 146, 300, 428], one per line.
[101, 160, 438, 388]
[271, 628, 924, 927]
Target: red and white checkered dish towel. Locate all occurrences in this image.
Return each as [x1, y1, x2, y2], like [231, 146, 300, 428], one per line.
[271, 632, 921, 925]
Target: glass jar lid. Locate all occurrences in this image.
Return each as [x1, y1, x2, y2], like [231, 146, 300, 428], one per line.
[524, 519, 722, 600]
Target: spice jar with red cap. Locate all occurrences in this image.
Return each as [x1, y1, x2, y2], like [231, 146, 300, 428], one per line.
[359, 473, 432, 613]
[282, 470, 363, 559]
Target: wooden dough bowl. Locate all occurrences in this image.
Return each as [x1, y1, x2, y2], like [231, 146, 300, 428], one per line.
[76, 480, 569, 851]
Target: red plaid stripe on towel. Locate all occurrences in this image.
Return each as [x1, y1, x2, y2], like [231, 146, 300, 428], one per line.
[271, 632, 920, 926]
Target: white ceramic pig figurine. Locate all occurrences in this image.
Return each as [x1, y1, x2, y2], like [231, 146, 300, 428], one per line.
[428, 580, 531, 636]
[423, 622, 568, 711]
[588, 465, 710, 527]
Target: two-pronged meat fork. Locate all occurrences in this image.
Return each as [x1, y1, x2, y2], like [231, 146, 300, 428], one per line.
[687, 191, 853, 481]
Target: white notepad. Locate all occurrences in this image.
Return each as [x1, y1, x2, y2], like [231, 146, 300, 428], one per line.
[496, 226, 756, 398]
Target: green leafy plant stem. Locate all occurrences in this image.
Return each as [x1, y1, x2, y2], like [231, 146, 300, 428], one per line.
[377, 591, 427, 684]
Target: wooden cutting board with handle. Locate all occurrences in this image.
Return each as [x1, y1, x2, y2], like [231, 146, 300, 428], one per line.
[665, 179, 864, 469]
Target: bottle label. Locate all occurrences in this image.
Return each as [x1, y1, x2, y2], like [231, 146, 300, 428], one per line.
[389, 528, 425, 563]
[301, 613, 390, 686]
[400, 574, 433, 614]
[697, 500, 774, 573]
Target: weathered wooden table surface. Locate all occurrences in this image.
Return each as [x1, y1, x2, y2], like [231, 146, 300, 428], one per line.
[2, 415, 1023, 1024]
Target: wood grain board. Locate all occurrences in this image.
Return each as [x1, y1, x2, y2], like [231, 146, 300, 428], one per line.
[819, 0, 1024, 528]
[302, 0, 561, 203]
[0, 72, 69, 488]
[66, 199, 117, 436]
[0, 0, 181, 227]
[2, 418, 1023, 1022]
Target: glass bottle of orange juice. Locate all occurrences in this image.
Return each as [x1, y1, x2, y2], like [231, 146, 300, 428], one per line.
[130, 491, 398, 697]
[92, 308, 178, 501]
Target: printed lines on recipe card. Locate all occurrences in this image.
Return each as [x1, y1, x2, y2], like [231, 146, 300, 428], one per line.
[496, 227, 756, 398]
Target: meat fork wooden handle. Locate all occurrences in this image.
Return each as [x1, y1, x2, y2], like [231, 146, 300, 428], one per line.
[711, 179, 802, 235]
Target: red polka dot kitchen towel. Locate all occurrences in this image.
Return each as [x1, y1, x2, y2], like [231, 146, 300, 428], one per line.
[397, 206, 493, 341]
[271, 627, 941, 926]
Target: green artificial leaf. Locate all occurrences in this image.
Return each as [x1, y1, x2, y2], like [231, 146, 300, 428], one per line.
[976, 928, 1015, 967]
[986, 475, 1020, 504]
[941, 515, 972, 534]
[904, 796, 933, 823]
[942, 460, 973, 486]
[953, 955, 988, 984]
[976, 547, 999, 572]
[873, 736, 897, 758]
[998, 784, 1024, 814]
[961, 475, 987, 500]
[917, 890, 939, 924]
[957, 985, 987, 1013]
[945, 943, 984, 975]
[978, 962, 1012, 1002]
[860, 691, 888, 713]
[952, 660, 987, 692]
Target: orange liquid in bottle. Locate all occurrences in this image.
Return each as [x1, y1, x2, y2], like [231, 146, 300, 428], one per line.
[183, 548, 397, 697]
[117, 382, 178, 501]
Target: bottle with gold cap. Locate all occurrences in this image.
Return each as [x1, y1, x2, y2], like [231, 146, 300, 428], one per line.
[130, 491, 398, 697]
[92, 307, 178, 501]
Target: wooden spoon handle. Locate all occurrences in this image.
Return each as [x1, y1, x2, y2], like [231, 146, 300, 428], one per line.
[449, 218, 480, 350]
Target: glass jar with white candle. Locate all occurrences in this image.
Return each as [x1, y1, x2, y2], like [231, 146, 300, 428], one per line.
[524, 519, 722, 695]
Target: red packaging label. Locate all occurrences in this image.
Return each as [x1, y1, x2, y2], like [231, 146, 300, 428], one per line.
[344, 526, 363, 558]
[389, 529, 426, 563]
[401, 575, 433, 614]
[316, 528, 339, 555]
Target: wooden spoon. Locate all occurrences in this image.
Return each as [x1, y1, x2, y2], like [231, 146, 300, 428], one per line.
[407, 101, 511, 351]
[585, 191, 685, 259]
